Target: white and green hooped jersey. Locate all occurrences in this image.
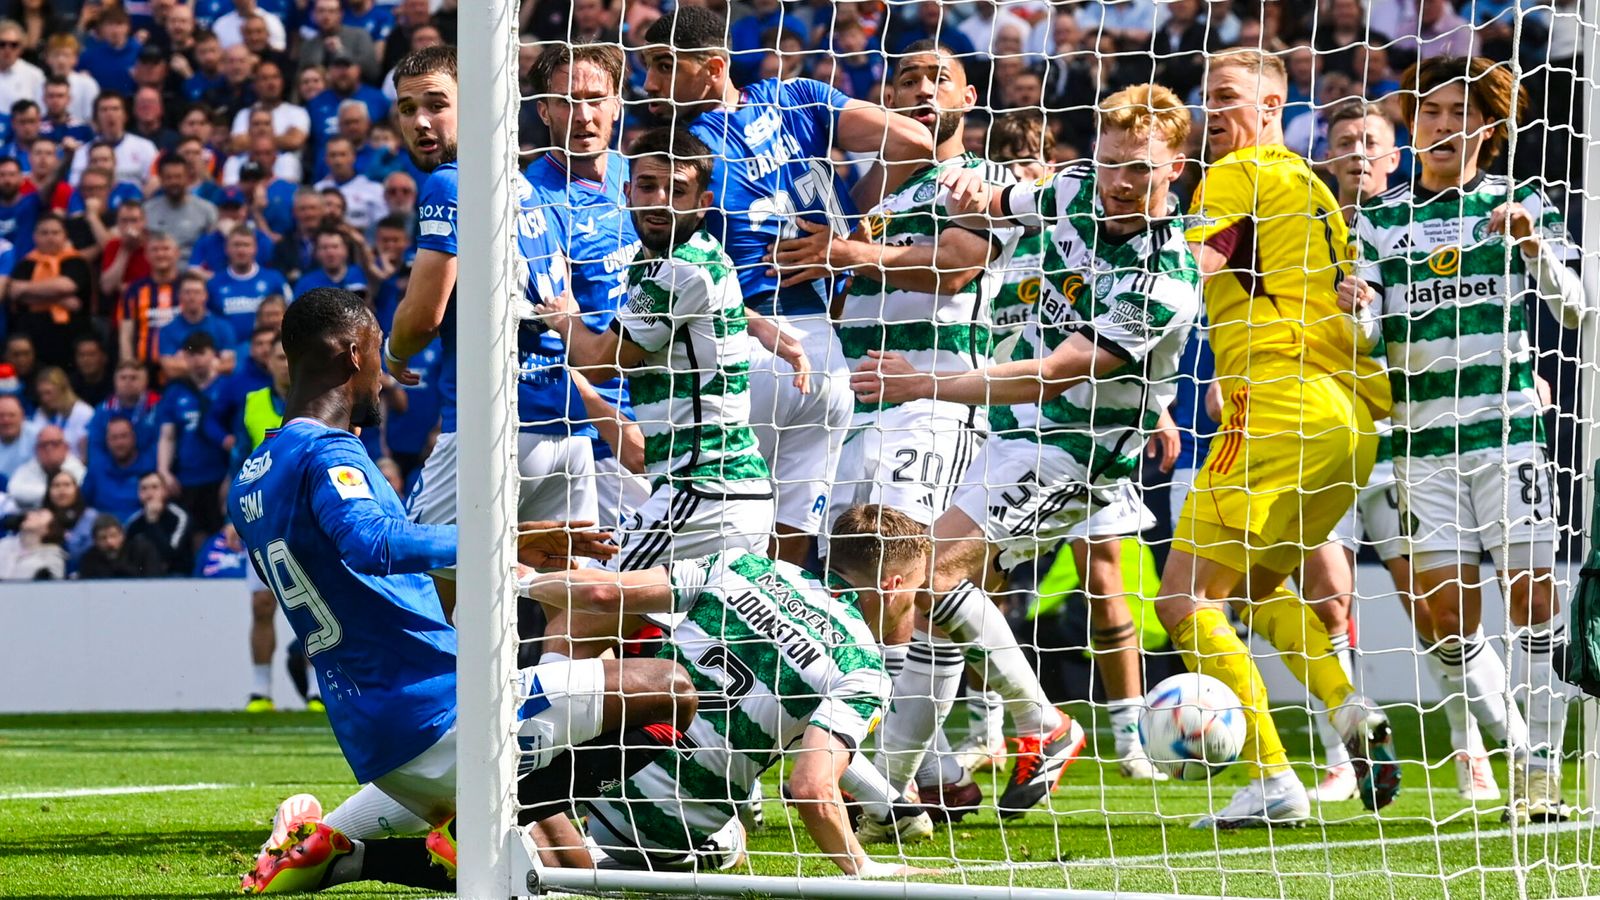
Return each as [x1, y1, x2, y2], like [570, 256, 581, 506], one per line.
[837, 153, 1021, 423]
[584, 551, 888, 858]
[990, 161, 1201, 484]
[992, 228, 1047, 333]
[1353, 175, 1584, 459]
[617, 231, 772, 496]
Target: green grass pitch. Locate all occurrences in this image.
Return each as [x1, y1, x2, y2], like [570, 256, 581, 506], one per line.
[1, 704, 1594, 899]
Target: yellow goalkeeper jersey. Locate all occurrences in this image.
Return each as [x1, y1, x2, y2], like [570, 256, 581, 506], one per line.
[1183, 143, 1391, 418]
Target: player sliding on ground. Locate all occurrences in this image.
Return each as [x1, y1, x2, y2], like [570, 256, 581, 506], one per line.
[231, 288, 697, 894]
[1158, 48, 1399, 828]
[854, 82, 1201, 814]
[521, 504, 931, 876]
[1340, 56, 1594, 822]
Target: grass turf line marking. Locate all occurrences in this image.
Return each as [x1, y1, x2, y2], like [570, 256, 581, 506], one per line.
[942, 820, 1592, 874]
[0, 782, 237, 800]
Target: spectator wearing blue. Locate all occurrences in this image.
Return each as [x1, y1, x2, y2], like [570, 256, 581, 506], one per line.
[205, 45, 258, 118]
[70, 94, 160, 186]
[85, 360, 161, 464]
[238, 159, 297, 240]
[193, 521, 248, 577]
[0, 100, 43, 170]
[377, 170, 415, 237]
[343, 0, 397, 60]
[312, 100, 380, 182]
[206, 228, 286, 335]
[182, 32, 228, 104]
[293, 227, 366, 300]
[158, 273, 239, 381]
[0, 157, 43, 254]
[207, 325, 275, 466]
[269, 187, 325, 283]
[81, 416, 145, 521]
[883, 2, 978, 57]
[369, 213, 412, 324]
[383, 336, 439, 484]
[156, 331, 229, 547]
[39, 76, 94, 149]
[305, 55, 389, 156]
[68, 149, 144, 219]
[190, 192, 275, 274]
[0, 393, 40, 484]
[728, 0, 807, 86]
[80, 7, 142, 98]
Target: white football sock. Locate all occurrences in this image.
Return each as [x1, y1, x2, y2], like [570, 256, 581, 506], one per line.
[881, 643, 908, 680]
[1106, 697, 1145, 759]
[1516, 616, 1570, 771]
[252, 664, 272, 698]
[840, 752, 897, 821]
[930, 579, 1062, 737]
[917, 728, 964, 788]
[323, 784, 430, 839]
[1426, 640, 1474, 761]
[876, 631, 963, 796]
[968, 686, 1005, 746]
[1435, 629, 1527, 759]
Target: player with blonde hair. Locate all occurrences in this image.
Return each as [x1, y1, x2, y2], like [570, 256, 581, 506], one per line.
[1156, 48, 1399, 828]
[858, 82, 1202, 813]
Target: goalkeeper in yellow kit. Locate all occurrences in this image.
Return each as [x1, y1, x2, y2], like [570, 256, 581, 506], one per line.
[1156, 49, 1399, 828]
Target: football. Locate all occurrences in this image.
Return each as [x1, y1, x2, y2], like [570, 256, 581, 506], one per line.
[1138, 673, 1248, 781]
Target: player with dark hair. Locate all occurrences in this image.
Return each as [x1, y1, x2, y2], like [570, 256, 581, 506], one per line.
[233, 287, 695, 893]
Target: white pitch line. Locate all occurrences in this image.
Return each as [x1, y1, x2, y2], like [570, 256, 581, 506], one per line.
[933, 821, 1592, 876]
[0, 782, 237, 800]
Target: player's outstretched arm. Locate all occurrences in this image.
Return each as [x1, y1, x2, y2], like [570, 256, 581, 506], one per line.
[521, 566, 675, 617]
[772, 219, 990, 296]
[386, 248, 456, 385]
[850, 333, 1127, 408]
[311, 453, 458, 575]
[789, 726, 925, 877]
[532, 290, 646, 382]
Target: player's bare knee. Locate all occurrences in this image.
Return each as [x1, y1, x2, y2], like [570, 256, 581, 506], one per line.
[251, 591, 276, 621]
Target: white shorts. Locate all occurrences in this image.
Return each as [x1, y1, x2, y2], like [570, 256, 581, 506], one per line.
[588, 810, 746, 872]
[950, 436, 1153, 571]
[246, 561, 268, 593]
[746, 340, 849, 534]
[1395, 444, 1559, 571]
[1169, 465, 1199, 525]
[407, 431, 600, 577]
[372, 658, 607, 824]
[613, 486, 774, 571]
[592, 453, 651, 532]
[1331, 459, 1406, 563]
[833, 401, 985, 528]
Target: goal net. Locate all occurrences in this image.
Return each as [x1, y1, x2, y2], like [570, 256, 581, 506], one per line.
[455, 0, 1600, 897]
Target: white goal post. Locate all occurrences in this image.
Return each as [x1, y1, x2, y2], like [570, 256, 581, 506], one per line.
[451, 0, 1600, 897]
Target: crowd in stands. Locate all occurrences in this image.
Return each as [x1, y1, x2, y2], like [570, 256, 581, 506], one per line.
[0, 0, 1579, 579]
[0, 0, 453, 579]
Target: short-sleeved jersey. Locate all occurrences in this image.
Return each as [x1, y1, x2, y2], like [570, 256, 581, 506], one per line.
[209, 264, 290, 337]
[159, 378, 230, 485]
[293, 266, 369, 299]
[992, 162, 1202, 484]
[688, 77, 855, 318]
[512, 169, 591, 438]
[614, 231, 771, 496]
[122, 278, 181, 364]
[415, 163, 459, 434]
[1354, 174, 1577, 459]
[585, 551, 886, 855]
[993, 228, 1047, 333]
[384, 339, 442, 457]
[228, 418, 457, 783]
[157, 313, 239, 361]
[1184, 144, 1390, 418]
[839, 154, 1021, 423]
[522, 153, 639, 448]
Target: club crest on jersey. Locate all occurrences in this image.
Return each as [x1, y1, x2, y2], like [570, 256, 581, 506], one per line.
[1427, 246, 1461, 277]
[1473, 218, 1492, 242]
[1095, 274, 1115, 297]
[913, 181, 937, 204]
[328, 465, 373, 500]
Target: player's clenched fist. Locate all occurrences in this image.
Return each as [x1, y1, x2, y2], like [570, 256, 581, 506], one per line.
[1488, 201, 1542, 256]
[1336, 275, 1376, 313]
[849, 350, 930, 405]
[938, 167, 991, 217]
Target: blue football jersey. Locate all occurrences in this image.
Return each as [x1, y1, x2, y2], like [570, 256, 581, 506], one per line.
[513, 169, 593, 439]
[384, 339, 442, 457]
[687, 77, 855, 317]
[209, 265, 290, 338]
[523, 153, 639, 453]
[415, 163, 459, 434]
[228, 417, 458, 783]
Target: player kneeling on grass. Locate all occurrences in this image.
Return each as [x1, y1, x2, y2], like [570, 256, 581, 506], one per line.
[230, 288, 698, 894]
[1340, 56, 1595, 822]
[852, 83, 1201, 815]
[522, 505, 931, 877]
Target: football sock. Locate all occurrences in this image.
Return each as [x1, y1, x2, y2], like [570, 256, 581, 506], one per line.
[1516, 616, 1570, 772]
[841, 752, 898, 821]
[1238, 589, 1354, 709]
[1434, 628, 1527, 760]
[252, 664, 272, 699]
[1314, 629, 1353, 770]
[881, 643, 908, 679]
[324, 784, 430, 839]
[930, 579, 1063, 737]
[877, 630, 964, 796]
[917, 728, 965, 788]
[1425, 638, 1474, 759]
[969, 686, 1005, 746]
[1106, 698, 1144, 758]
[327, 837, 455, 891]
[1171, 607, 1290, 778]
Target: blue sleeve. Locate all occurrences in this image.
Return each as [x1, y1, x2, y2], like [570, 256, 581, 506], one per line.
[213, 318, 238, 349]
[415, 167, 458, 257]
[782, 77, 851, 124]
[0, 245, 14, 277]
[156, 391, 180, 427]
[203, 382, 237, 447]
[308, 440, 458, 574]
